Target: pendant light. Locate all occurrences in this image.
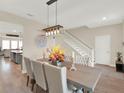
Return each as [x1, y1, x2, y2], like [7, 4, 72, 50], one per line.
[43, 0, 63, 36]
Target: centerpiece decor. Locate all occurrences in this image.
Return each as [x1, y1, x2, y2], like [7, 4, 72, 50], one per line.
[49, 45, 64, 66]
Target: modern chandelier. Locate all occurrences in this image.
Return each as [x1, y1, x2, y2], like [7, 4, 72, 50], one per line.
[43, 0, 63, 37]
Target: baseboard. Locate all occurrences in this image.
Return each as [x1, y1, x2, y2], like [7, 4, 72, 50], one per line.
[95, 63, 115, 68]
[109, 64, 115, 67]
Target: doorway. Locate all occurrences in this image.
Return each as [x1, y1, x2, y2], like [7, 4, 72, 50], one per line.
[95, 35, 111, 65]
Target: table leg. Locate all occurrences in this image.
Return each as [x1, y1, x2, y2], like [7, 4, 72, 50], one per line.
[84, 89, 92, 93]
[87, 90, 92, 93]
[84, 89, 87, 93]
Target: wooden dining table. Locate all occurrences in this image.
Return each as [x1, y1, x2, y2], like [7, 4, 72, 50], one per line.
[36, 59, 101, 93]
[65, 63, 101, 93]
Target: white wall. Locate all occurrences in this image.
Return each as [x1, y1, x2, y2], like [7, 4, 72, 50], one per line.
[55, 34, 74, 56]
[122, 22, 124, 58]
[68, 24, 123, 66]
[23, 23, 56, 59]
[0, 11, 58, 73]
[0, 11, 47, 72]
[23, 23, 43, 59]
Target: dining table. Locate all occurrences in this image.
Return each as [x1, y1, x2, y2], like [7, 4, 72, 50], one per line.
[65, 62, 101, 93]
[36, 59, 102, 93]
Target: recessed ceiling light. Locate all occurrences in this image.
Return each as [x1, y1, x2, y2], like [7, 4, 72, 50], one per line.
[102, 17, 107, 21]
[13, 30, 17, 32]
[27, 13, 34, 17]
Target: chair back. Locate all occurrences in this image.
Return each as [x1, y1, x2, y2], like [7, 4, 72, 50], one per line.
[24, 57, 34, 78]
[44, 63, 67, 93]
[32, 61, 47, 91]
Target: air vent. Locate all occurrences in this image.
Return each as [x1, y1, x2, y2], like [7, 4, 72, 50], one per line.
[6, 34, 19, 37]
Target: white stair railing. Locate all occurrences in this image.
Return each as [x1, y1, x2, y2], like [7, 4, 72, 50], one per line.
[64, 55, 93, 67]
[60, 30, 95, 67]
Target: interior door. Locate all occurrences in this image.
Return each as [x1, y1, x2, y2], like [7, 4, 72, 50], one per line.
[95, 35, 111, 65]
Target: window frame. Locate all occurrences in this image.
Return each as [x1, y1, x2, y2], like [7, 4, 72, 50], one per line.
[1, 38, 23, 50]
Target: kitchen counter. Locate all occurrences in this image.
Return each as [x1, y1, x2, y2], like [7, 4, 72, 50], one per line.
[10, 50, 23, 64]
[11, 50, 23, 54]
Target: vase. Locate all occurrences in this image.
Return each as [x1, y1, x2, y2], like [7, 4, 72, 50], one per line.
[51, 61, 62, 67]
[57, 61, 62, 67]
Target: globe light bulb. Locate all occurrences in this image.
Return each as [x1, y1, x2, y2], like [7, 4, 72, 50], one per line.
[54, 30, 57, 35]
[57, 29, 60, 34]
[48, 32, 51, 36]
[51, 31, 54, 35]
[46, 32, 48, 36]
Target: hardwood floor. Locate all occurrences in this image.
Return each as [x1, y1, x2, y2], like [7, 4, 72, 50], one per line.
[0, 57, 32, 93]
[94, 65, 124, 93]
[0, 57, 124, 93]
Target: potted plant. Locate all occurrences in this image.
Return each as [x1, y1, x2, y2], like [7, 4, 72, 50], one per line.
[116, 52, 124, 72]
[49, 45, 64, 66]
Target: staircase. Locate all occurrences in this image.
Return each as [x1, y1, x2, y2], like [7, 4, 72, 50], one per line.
[59, 30, 95, 67]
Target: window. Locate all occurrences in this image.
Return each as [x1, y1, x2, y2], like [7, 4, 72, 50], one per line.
[2, 39, 23, 50]
[11, 40, 18, 49]
[19, 40, 22, 49]
[2, 40, 10, 49]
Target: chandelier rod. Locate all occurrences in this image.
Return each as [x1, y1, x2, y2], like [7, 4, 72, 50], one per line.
[47, 5, 49, 27]
[55, 1, 58, 25]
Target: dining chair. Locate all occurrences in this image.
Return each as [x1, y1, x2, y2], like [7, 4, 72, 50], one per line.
[44, 63, 73, 93]
[24, 57, 35, 91]
[31, 61, 48, 93]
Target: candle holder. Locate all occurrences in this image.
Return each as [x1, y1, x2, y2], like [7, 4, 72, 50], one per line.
[70, 56, 77, 71]
[42, 52, 46, 60]
[70, 63, 77, 71]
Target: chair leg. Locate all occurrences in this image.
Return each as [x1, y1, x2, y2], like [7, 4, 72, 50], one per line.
[36, 84, 38, 93]
[82, 88, 84, 93]
[31, 79, 36, 91]
[27, 76, 29, 86]
[46, 90, 49, 93]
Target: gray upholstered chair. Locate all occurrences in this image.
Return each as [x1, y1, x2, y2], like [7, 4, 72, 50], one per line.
[31, 61, 48, 93]
[24, 57, 35, 91]
[44, 63, 73, 93]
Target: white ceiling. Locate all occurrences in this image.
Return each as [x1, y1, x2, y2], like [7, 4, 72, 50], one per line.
[0, 21, 23, 33]
[0, 0, 124, 29]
